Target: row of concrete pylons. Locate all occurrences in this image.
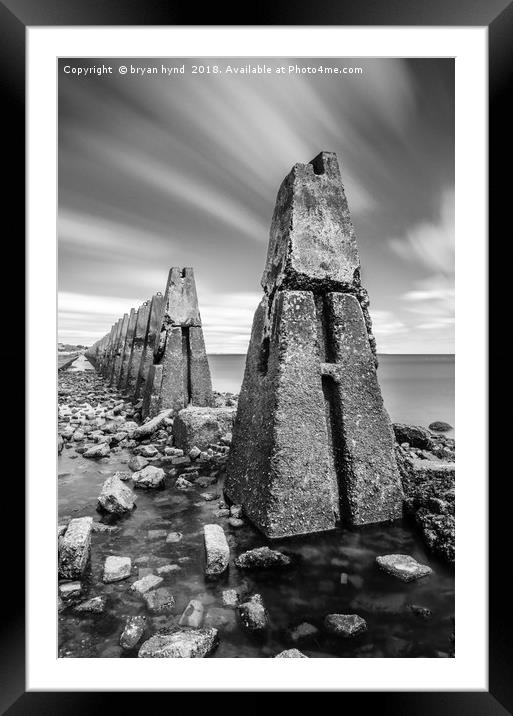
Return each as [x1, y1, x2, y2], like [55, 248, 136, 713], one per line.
[85, 267, 214, 419]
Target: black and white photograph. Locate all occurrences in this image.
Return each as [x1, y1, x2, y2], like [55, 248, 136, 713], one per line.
[56, 56, 456, 660]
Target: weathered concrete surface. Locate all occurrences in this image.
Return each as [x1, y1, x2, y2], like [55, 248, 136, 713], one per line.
[58, 516, 93, 579]
[138, 628, 218, 658]
[135, 293, 164, 400]
[103, 320, 120, 379]
[322, 293, 403, 525]
[225, 292, 339, 538]
[141, 364, 163, 420]
[173, 406, 236, 452]
[162, 267, 202, 326]
[97, 475, 136, 515]
[110, 313, 129, 386]
[204, 524, 230, 576]
[123, 302, 150, 396]
[118, 308, 137, 389]
[261, 152, 361, 295]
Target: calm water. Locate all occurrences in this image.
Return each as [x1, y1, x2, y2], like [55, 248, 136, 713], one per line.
[210, 354, 455, 434]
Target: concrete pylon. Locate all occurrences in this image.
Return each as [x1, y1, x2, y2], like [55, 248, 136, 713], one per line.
[110, 313, 129, 386]
[118, 308, 137, 389]
[141, 268, 214, 417]
[123, 302, 150, 397]
[103, 321, 120, 379]
[134, 293, 165, 401]
[224, 152, 403, 538]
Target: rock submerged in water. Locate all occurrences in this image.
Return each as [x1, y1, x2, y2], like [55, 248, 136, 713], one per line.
[179, 599, 204, 628]
[120, 615, 146, 650]
[275, 649, 308, 658]
[73, 596, 107, 614]
[203, 524, 230, 576]
[238, 594, 268, 632]
[143, 587, 175, 614]
[103, 555, 132, 583]
[138, 628, 219, 658]
[58, 516, 93, 579]
[324, 614, 367, 638]
[376, 554, 433, 582]
[132, 465, 165, 489]
[235, 546, 291, 570]
[97, 475, 136, 515]
[131, 574, 163, 594]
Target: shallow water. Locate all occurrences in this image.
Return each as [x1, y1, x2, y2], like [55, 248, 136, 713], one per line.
[58, 445, 454, 659]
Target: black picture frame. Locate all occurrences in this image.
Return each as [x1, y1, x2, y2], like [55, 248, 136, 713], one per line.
[4, 0, 506, 711]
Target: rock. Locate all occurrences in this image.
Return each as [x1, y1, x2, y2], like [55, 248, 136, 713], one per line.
[83, 442, 110, 458]
[189, 446, 201, 460]
[175, 476, 193, 490]
[324, 614, 367, 637]
[156, 563, 181, 575]
[58, 435, 64, 454]
[173, 406, 236, 452]
[58, 581, 82, 599]
[120, 616, 146, 650]
[179, 599, 204, 628]
[408, 604, 433, 620]
[58, 516, 93, 579]
[138, 445, 158, 458]
[171, 455, 191, 467]
[222, 589, 239, 608]
[92, 522, 120, 534]
[138, 628, 219, 658]
[74, 596, 107, 614]
[132, 409, 173, 440]
[97, 475, 136, 515]
[393, 423, 434, 450]
[228, 517, 244, 528]
[235, 546, 291, 570]
[131, 574, 164, 594]
[143, 587, 175, 614]
[376, 554, 433, 582]
[290, 622, 319, 642]
[275, 649, 308, 658]
[429, 421, 453, 432]
[220, 432, 232, 446]
[204, 607, 237, 632]
[113, 470, 131, 482]
[230, 504, 243, 518]
[129, 455, 148, 471]
[238, 594, 268, 632]
[103, 555, 132, 583]
[132, 465, 165, 489]
[166, 532, 182, 544]
[204, 524, 230, 576]
[200, 492, 217, 502]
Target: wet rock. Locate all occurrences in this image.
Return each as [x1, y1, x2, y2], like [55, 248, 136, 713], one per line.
[132, 409, 173, 440]
[138, 628, 219, 658]
[408, 604, 433, 620]
[58, 435, 64, 454]
[238, 594, 268, 632]
[429, 421, 453, 432]
[324, 614, 367, 637]
[143, 587, 175, 614]
[204, 524, 230, 576]
[222, 589, 239, 608]
[74, 596, 107, 614]
[200, 492, 217, 502]
[132, 465, 165, 489]
[376, 554, 433, 582]
[83, 442, 110, 459]
[156, 563, 181, 575]
[120, 616, 146, 650]
[228, 517, 244, 528]
[58, 516, 93, 579]
[230, 504, 243, 518]
[97, 475, 136, 515]
[172, 455, 191, 467]
[139, 445, 158, 458]
[131, 574, 164, 594]
[393, 423, 433, 450]
[113, 470, 131, 482]
[275, 649, 308, 658]
[204, 607, 237, 632]
[189, 446, 201, 460]
[92, 522, 120, 534]
[165, 532, 183, 544]
[173, 406, 236, 452]
[235, 546, 291, 570]
[290, 622, 319, 642]
[129, 455, 148, 471]
[175, 476, 193, 490]
[103, 555, 132, 583]
[58, 581, 82, 599]
[179, 599, 204, 628]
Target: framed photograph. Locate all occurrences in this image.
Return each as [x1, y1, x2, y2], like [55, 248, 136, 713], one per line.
[4, 0, 506, 709]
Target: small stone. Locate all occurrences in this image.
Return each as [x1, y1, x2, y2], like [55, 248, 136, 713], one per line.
[230, 504, 243, 518]
[340, 573, 349, 585]
[324, 614, 367, 637]
[179, 599, 204, 628]
[120, 615, 146, 650]
[290, 622, 319, 642]
[74, 596, 107, 614]
[103, 555, 132, 583]
[408, 604, 433, 619]
[376, 554, 433, 582]
[138, 445, 159, 458]
[156, 563, 181, 575]
[189, 446, 201, 460]
[138, 628, 218, 658]
[143, 587, 175, 614]
[83, 442, 110, 458]
[175, 476, 193, 490]
[129, 455, 149, 471]
[172, 455, 192, 467]
[166, 532, 183, 544]
[235, 546, 291, 570]
[131, 574, 163, 594]
[200, 492, 217, 502]
[275, 649, 308, 658]
[58, 581, 82, 599]
[228, 517, 244, 528]
[132, 465, 166, 489]
[238, 594, 268, 632]
[92, 522, 120, 534]
[204, 524, 230, 576]
[222, 589, 239, 608]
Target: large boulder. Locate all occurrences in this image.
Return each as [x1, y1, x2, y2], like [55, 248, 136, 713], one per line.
[173, 406, 235, 452]
[138, 628, 219, 658]
[132, 465, 165, 489]
[393, 423, 434, 450]
[58, 516, 93, 579]
[203, 524, 229, 576]
[97, 475, 136, 514]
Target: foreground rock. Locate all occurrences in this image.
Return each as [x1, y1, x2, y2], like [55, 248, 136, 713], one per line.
[393, 423, 434, 450]
[73, 596, 107, 614]
[132, 465, 165, 489]
[83, 442, 110, 459]
[138, 628, 219, 658]
[275, 649, 308, 658]
[173, 406, 235, 452]
[131, 574, 163, 594]
[376, 554, 433, 582]
[204, 524, 230, 576]
[103, 555, 132, 583]
[324, 614, 367, 638]
[120, 616, 146, 650]
[132, 409, 173, 440]
[97, 475, 136, 515]
[58, 516, 93, 579]
[179, 599, 204, 628]
[238, 594, 268, 631]
[235, 546, 291, 570]
[143, 587, 175, 614]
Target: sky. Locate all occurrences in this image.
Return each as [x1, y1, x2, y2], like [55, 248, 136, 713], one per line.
[58, 58, 454, 353]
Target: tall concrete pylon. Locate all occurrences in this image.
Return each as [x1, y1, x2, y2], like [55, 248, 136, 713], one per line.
[224, 152, 403, 539]
[103, 321, 120, 379]
[134, 293, 165, 401]
[110, 313, 129, 386]
[118, 308, 137, 389]
[141, 267, 214, 417]
[123, 302, 150, 397]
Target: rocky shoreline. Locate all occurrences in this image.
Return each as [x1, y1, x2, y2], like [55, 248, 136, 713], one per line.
[58, 363, 455, 659]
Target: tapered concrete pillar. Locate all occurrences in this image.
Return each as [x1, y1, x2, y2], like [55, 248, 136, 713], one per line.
[225, 152, 402, 538]
[123, 302, 150, 397]
[118, 308, 137, 389]
[110, 313, 129, 386]
[135, 293, 164, 400]
[103, 321, 120, 379]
